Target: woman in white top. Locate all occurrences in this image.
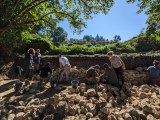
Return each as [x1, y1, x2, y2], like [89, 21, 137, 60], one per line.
[58, 54, 71, 83]
[107, 51, 125, 84]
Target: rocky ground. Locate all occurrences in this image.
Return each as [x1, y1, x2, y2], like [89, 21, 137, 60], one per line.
[0, 68, 160, 120]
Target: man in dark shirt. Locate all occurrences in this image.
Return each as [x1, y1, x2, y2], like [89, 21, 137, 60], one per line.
[40, 62, 52, 89]
[100, 63, 119, 85]
[100, 63, 122, 97]
[40, 62, 52, 78]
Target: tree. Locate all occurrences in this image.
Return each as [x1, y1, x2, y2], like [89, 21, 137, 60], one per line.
[51, 27, 67, 46]
[127, 0, 160, 34]
[83, 35, 95, 42]
[95, 34, 100, 42]
[113, 35, 121, 42]
[0, 0, 114, 38]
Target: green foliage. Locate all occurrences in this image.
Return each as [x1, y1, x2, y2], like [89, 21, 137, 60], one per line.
[0, 0, 114, 37]
[51, 27, 68, 46]
[47, 44, 110, 55]
[13, 31, 53, 54]
[127, 0, 160, 35]
[126, 31, 160, 52]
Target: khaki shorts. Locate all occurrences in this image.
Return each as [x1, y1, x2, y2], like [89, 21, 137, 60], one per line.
[63, 64, 71, 72]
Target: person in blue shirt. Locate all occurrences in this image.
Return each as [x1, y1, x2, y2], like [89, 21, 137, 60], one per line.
[147, 60, 160, 86]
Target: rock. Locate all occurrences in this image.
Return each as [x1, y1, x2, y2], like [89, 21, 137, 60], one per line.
[86, 89, 96, 97]
[139, 84, 150, 92]
[15, 112, 25, 120]
[128, 109, 138, 118]
[98, 97, 107, 107]
[131, 80, 139, 86]
[23, 111, 31, 118]
[70, 87, 76, 93]
[80, 106, 88, 114]
[30, 82, 40, 89]
[139, 92, 148, 99]
[147, 114, 155, 120]
[40, 98, 49, 104]
[154, 111, 160, 119]
[118, 118, 124, 120]
[109, 114, 117, 120]
[15, 106, 25, 113]
[29, 89, 36, 94]
[81, 87, 86, 93]
[136, 67, 143, 72]
[124, 113, 133, 120]
[8, 113, 15, 120]
[69, 105, 77, 116]
[80, 83, 86, 88]
[79, 100, 86, 106]
[98, 84, 105, 91]
[100, 106, 109, 115]
[43, 114, 54, 120]
[17, 101, 25, 106]
[84, 92, 88, 97]
[86, 103, 94, 112]
[86, 112, 93, 118]
[142, 104, 156, 115]
[65, 116, 76, 120]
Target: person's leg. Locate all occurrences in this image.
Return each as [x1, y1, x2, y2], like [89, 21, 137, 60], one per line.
[116, 66, 125, 84]
[114, 68, 120, 82]
[34, 63, 39, 74]
[64, 65, 71, 82]
[118, 66, 125, 84]
[59, 70, 65, 82]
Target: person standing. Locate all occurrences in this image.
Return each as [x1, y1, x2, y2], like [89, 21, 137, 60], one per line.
[34, 49, 41, 74]
[107, 51, 125, 84]
[59, 55, 71, 83]
[25, 48, 35, 79]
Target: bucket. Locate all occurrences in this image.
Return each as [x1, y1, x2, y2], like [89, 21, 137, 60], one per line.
[71, 80, 79, 89]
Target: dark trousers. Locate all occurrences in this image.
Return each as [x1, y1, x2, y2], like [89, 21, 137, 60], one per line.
[114, 66, 125, 84]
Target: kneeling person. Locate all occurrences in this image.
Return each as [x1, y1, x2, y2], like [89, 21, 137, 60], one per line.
[85, 65, 100, 85]
[100, 63, 119, 86]
[40, 62, 52, 81]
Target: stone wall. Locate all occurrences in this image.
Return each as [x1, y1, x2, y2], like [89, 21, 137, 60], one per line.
[124, 70, 149, 85]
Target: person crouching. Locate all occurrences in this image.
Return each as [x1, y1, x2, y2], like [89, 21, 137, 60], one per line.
[58, 54, 71, 83]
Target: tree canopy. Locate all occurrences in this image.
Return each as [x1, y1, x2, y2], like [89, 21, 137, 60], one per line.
[51, 27, 68, 46]
[127, 0, 160, 34]
[0, 0, 114, 37]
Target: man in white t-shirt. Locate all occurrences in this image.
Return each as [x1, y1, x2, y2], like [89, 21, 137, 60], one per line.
[59, 55, 71, 82]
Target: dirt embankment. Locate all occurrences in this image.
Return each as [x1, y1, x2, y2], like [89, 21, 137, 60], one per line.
[0, 52, 160, 78]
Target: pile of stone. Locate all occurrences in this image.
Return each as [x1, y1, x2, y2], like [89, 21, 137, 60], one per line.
[1, 67, 160, 120]
[124, 69, 149, 85]
[1, 81, 160, 120]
